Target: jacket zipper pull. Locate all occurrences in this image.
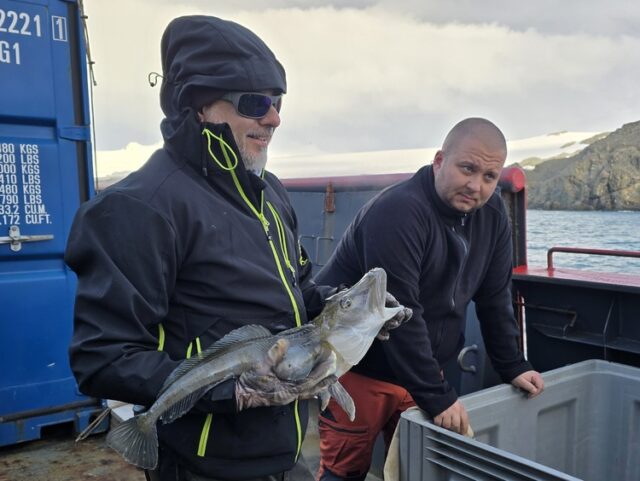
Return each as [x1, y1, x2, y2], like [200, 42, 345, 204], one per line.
[259, 215, 271, 240]
[288, 264, 297, 286]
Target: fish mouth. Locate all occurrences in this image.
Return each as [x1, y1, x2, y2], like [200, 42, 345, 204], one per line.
[363, 268, 406, 321]
[327, 267, 396, 317]
[355, 267, 387, 313]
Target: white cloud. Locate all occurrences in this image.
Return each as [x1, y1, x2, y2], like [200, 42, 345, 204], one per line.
[81, 0, 639, 171]
[95, 129, 601, 188]
[146, 0, 640, 37]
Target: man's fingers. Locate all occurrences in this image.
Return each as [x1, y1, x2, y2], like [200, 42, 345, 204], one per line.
[460, 414, 469, 436]
[376, 329, 390, 341]
[438, 413, 466, 435]
[387, 307, 413, 328]
[449, 413, 461, 434]
[384, 318, 402, 330]
[377, 307, 413, 341]
[433, 413, 445, 428]
[524, 376, 544, 398]
[385, 292, 400, 307]
[238, 371, 274, 391]
[433, 400, 468, 435]
[520, 380, 537, 396]
[512, 371, 545, 399]
[293, 374, 338, 398]
[530, 373, 545, 392]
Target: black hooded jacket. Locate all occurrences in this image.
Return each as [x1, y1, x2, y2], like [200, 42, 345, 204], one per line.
[315, 166, 532, 417]
[66, 16, 332, 479]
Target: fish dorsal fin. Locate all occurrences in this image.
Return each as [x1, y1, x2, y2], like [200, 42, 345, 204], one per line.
[282, 324, 323, 347]
[279, 323, 315, 335]
[159, 324, 272, 394]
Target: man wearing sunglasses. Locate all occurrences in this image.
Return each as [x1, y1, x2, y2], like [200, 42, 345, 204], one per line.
[65, 15, 378, 481]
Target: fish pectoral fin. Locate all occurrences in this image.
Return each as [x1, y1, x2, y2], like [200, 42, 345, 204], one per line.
[318, 388, 331, 412]
[328, 381, 355, 422]
[266, 338, 289, 366]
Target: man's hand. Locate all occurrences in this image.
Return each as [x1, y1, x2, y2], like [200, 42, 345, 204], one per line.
[511, 370, 545, 398]
[376, 292, 413, 341]
[433, 400, 469, 435]
[236, 371, 337, 410]
[235, 339, 339, 411]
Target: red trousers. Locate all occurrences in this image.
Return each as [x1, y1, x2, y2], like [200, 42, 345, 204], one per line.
[317, 372, 416, 480]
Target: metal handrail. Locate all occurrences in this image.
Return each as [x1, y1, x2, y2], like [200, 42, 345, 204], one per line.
[547, 246, 640, 270]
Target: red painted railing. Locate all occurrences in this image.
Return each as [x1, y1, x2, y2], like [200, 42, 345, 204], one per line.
[547, 246, 640, 270]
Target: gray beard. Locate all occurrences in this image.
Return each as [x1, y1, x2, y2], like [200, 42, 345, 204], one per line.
[240, 147, 268, 173]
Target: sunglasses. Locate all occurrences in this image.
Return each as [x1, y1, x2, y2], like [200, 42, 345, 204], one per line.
[221, 92, 282, 119]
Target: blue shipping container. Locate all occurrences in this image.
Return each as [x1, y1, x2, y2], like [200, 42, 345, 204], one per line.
[0, 0, 100, 446]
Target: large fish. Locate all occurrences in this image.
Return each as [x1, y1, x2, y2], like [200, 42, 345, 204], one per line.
[106, 267, 409, 469]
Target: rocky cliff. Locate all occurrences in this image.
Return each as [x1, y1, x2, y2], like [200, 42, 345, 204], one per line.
[522, 121, 640, 210]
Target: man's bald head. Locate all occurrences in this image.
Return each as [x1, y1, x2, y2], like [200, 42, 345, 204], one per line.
[432, 118, 508, 213]
[442, 118, 507, 158]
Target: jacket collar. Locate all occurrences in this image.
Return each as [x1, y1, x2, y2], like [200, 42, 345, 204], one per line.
[163, 110, 266, 209]
[421, 165, 472, 226]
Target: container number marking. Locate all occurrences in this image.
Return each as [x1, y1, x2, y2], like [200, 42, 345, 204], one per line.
[0, 40, 20, 64]
[0, 10, 42, 37]
[51, 15, 67, 42]
[0, 9, 44, 65]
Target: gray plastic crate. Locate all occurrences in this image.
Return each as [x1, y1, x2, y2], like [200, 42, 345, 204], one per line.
[398, 360, 640, 481]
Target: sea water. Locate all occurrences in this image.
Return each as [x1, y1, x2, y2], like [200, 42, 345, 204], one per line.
[526, 210, 640, 274]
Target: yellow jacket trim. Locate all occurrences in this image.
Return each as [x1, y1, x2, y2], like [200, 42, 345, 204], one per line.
[267, 201, 295, 275]
[157, 324, 165, 351]
[222, 149, 304, 458]
[198, 414, 213, 457]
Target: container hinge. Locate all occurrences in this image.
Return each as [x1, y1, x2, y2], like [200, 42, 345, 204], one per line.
[57, 125, 91, 141]
[0, 225, 54, 252]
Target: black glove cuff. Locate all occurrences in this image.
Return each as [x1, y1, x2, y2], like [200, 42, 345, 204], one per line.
[194, 378, 238, 414]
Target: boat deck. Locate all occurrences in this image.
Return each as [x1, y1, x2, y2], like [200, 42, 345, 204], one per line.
[0, 403, 382, 481]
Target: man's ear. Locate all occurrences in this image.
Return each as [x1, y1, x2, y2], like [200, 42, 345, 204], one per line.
[433, 150, 444, 171]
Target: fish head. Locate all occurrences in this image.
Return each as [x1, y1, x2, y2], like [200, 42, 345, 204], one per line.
[318, 267, 404, 369]
[328, 267, 386, 316]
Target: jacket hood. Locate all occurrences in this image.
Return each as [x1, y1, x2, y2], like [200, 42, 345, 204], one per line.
[159, 15, 287, 141]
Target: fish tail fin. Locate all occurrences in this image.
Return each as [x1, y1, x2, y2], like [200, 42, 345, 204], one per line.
[106, 415, 158, 470]
[329, 381, 356, 421]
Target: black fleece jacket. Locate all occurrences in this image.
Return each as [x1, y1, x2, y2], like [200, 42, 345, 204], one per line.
[315, 165, 532, 417]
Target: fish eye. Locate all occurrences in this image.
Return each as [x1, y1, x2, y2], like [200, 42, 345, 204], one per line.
[340, 298, 352, 309]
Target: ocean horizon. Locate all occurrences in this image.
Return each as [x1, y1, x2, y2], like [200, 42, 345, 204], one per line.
[525, 209, 640, 274]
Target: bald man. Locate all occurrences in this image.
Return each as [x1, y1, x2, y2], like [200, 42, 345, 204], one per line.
[314, 118, 544, 481]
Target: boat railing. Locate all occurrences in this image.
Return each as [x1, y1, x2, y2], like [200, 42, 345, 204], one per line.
[546, 246, 640, 270]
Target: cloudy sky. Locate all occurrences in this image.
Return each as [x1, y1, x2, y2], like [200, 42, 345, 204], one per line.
[81, 0, 640, 177]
